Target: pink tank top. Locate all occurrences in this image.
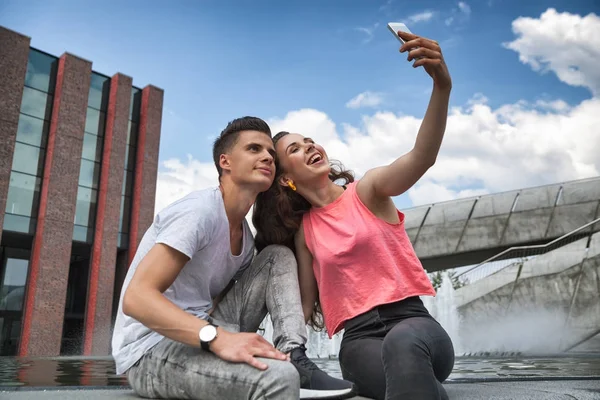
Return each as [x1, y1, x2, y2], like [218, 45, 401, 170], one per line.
[302, 181, 436, 337]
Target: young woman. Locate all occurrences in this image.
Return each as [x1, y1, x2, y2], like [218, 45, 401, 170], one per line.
[253, 31, 454, 400]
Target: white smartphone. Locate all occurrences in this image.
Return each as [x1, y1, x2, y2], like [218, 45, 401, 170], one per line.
[387, 22, 412, 44]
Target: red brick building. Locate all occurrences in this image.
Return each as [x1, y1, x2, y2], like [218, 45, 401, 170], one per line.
[0, 26, 163, 357]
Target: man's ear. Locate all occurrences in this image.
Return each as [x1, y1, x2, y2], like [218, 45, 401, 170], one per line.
[219, 154, 231, 174]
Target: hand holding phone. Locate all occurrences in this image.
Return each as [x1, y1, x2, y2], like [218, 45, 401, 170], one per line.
[386, 22, 451, 89]
[386, 22, 412, 44]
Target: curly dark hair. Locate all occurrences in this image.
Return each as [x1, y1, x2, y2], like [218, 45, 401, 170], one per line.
[252, 131, 354, 330]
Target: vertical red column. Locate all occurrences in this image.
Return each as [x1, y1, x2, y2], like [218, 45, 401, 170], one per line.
[19, 53, 91, 356]
[0, 27, 30, 243]
[128, 85, 163, 263]
[83, 73, 132, 355]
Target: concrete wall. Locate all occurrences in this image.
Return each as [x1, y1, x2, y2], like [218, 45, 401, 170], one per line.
[404, 177, 600, 270]
[453, 232, 600, 354]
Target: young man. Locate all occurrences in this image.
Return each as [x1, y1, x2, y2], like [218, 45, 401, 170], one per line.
[111, 117, 355, 399]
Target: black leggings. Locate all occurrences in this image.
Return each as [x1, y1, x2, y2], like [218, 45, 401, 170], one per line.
[338, 297, 455, 400]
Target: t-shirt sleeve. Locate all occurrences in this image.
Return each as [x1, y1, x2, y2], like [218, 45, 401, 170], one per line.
[154, 204, 212, 259]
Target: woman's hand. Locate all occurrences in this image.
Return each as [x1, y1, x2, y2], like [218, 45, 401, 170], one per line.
[398, 31, 452, 90]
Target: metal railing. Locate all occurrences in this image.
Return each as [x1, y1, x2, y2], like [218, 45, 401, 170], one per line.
[455, 217, 600, 285]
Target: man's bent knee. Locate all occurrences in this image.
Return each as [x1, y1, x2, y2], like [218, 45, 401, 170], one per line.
[258, 359, 300, 399]
[259, 244, 294, 260]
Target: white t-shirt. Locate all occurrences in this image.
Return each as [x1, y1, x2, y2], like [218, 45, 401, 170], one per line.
[111, 187, 255, 375]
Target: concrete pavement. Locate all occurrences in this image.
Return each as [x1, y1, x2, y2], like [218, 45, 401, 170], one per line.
[2, 380, 600, 399]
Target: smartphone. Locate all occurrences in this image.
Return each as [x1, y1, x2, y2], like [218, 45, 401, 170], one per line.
[387, 22, 412, 44]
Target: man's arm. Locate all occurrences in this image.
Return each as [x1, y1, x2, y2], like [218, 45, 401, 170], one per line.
[122, 243, 288, 370]
[122, 243, 208, 347]
[359, 33, 452, 201]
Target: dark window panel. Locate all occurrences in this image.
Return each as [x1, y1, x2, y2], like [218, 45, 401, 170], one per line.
[127, 121, 138, 147]
[2, 214, 36, 235]
[124, 144, 136, 171]
[25, 49, 58, 94]
[84, 107, 106, 136]
[88, 73, 110, 111]
[122, 169, 133, 196]
[82, 133, 103, 163]
[78, 160, 101, 190]
[11, 142, 44, 177]
[5, 172, 41, 218]
[20, 87, 53, 120]
[119, 195, 131, 234]
[15, 113, 48, 149]
[129, 88, 141, 122]
[118, 233, 129, 249]
[0, 258, 29, 311]
[72, 225, 93, 243]
[74, 186, 97, 227]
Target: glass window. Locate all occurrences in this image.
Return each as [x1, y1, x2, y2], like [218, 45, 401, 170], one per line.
[25, 49, 57, 93]
[15, 113, 48, 148]
[2, 214, 36, 235]
[119, 195, 131, 234]
[129, 88, 141, 121]
[11, 143, 44, 177]
[73, 225, 93, 243]
[74, 186, 97, 227]
[78, 159, 101, 189]
[127, 121, 138, 146]
[88, 73, 110, 111]
[124, 145, 136, 171]
[122, 170, 133, 196]
[20, 87, 52, 120]
[118, 233, 129, 249]
[82, 133, 103, 162]
[5, 172, 41, 217]
[84, 107, 106, 136]
[0, 258, 29, 311]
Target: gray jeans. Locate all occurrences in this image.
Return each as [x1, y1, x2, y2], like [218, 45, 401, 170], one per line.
[126, 245, 307, 399]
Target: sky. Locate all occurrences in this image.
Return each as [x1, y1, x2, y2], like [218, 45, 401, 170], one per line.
[1, 0, 599, 214]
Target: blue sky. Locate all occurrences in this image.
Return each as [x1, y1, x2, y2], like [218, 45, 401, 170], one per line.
[1, 0, 598, 211]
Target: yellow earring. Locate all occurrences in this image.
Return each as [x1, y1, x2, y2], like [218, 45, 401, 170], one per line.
[287, 181, 297, 191]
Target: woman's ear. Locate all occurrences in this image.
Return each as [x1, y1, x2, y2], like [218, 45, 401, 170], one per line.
[278, 176, 290, 187]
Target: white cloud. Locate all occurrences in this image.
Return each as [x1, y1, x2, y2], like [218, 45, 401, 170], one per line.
[409, 182, 489, 205]
[355, 23, 379, 43]
[346, 91, 385, 109]
[154, 155, 217, 214]
[405, 10, 435, 24]
[379, 0, 393, 13]
[503, 8, 600, 95]
[446, 1, 471, 26]
[266, 96, 599, 207]
[458, 2, 471, 16]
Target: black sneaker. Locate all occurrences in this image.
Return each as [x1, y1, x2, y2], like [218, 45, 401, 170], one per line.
[290, 345, 357, 399]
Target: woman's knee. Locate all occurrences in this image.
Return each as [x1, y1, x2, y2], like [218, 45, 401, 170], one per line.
[383, 325, 425, 354]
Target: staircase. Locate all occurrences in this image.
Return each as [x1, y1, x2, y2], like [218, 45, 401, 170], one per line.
[453, 217, 600, 354]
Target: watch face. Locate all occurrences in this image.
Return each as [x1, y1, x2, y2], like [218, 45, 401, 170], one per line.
[199, 325, 217, 342]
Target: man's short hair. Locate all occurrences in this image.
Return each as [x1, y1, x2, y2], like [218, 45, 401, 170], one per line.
[212, 116, 272, 178]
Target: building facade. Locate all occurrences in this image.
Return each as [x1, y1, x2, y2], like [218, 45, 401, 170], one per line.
[0, 26, 163, 357]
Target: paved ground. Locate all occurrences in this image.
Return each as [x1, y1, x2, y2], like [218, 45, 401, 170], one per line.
[2, 380, 600, 399]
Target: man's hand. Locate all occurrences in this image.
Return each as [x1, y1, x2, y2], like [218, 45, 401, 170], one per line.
[398, 31, 452, 90]
[210, 329, 289, 370]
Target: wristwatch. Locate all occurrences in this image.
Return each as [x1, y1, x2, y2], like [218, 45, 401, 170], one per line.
[199, 323, 219, 351]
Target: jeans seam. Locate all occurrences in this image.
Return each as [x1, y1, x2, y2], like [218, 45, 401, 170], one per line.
[146, 353, 264, 393]
[238, 255, 272, 330]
